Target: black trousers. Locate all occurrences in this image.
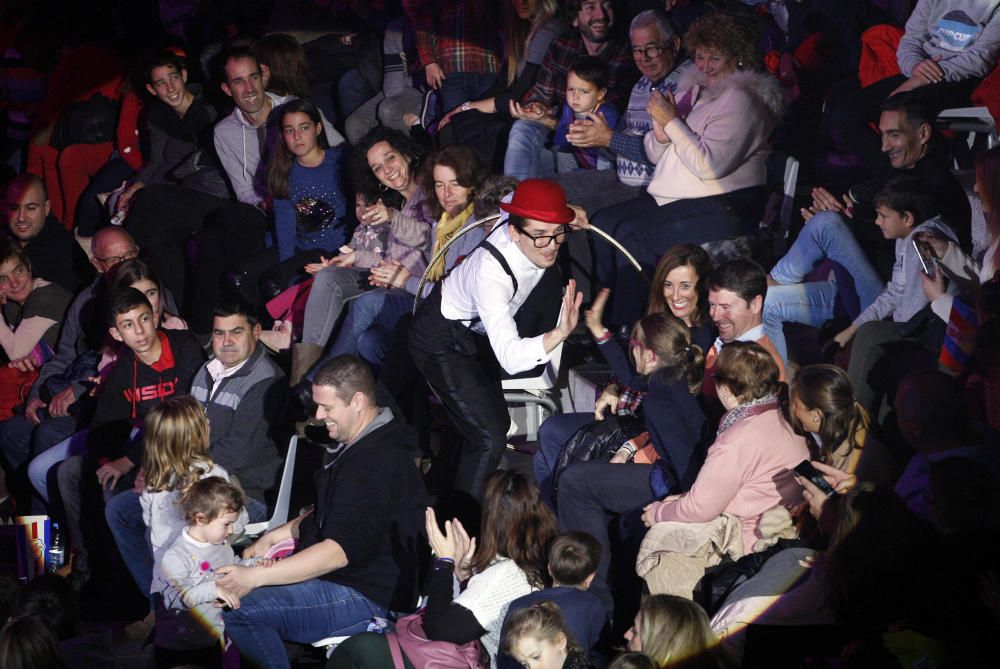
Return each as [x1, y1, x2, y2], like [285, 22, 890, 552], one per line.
[408, 288, 509, 500]
[557, 462, 655, 612]
[125, 184, 267, 331]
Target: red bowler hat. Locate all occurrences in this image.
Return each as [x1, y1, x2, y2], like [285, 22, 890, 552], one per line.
[499, 179, 575, 224]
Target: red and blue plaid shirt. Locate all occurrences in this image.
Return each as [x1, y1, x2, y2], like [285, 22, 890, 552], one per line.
[524, 34, 638, 116]
[403, 0, 501, 76]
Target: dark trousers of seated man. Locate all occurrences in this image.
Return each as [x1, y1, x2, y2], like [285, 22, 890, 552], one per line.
[125, 184, 267, 331]
[848, 318, 938, 425]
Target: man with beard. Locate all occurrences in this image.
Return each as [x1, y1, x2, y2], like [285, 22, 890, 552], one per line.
[504, 0, 639, 180]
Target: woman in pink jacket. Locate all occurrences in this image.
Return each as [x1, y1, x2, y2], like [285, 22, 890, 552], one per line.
[641, 341, 808, 555]
[590, 11, 785, 328]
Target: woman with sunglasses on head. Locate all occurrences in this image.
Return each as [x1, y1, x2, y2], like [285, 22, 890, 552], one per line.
[410, 178, 584, 500]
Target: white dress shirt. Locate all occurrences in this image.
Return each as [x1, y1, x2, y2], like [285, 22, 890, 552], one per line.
[439, 223, 552, 374]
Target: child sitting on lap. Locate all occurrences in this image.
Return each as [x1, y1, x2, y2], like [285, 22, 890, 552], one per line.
[154, 476, 270, 669]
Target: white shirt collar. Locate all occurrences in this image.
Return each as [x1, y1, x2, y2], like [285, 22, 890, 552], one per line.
[713, 323, 765, 353]
[207, 356, 250, 384]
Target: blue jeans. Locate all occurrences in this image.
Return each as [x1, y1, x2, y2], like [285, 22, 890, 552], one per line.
[27, 428, 88, 502]
[504, 119, 556, 180]
[534, 413, 593, 509]
[307, 289, 413, 383]
[105, 490, 154, 601]
[329, 289, 412, 359]
[1, 412, 78, 471]
[223, 579, 386, 669]
[437, 72, 498, 116]
[764, 211, 885, 361]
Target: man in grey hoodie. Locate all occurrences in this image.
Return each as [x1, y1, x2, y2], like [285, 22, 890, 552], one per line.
[831, 0, 1000, 171]
[213, 47, 344, 209]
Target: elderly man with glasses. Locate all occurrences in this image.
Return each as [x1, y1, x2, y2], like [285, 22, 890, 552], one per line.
[550, 10, 692, 217]
[410, 179, 584, 500]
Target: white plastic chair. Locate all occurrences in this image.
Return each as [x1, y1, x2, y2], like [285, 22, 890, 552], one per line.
[937, 106, 999, 149]
[244, 435, 298, 537]
[502, 341, 564, 442]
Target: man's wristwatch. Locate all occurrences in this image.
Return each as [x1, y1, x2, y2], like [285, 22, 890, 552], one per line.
[461, 101, 472, 112]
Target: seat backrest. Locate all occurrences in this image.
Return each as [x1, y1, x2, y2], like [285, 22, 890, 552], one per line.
[267, 435, 298, 531]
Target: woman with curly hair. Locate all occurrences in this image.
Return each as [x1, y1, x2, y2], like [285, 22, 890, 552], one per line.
[310, 144, 490, 370]
[270, 127, 433, 386]
[590, 11, 784, 329]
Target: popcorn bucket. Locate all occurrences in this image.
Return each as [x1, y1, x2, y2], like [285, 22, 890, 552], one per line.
[14, 515, 50, 581]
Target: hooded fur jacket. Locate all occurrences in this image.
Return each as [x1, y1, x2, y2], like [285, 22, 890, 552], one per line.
[643, 68, 785, 206]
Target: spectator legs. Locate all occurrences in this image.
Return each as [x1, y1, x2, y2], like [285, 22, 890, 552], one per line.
[533, 412, 593, 509]
[504, 119, 556, 181]
[557, 462, 655, 612]
[222, 579, 386, 669]
[105, 489, 154, 602]
[762, 281, 839, 363]
[847, 320, 906, 420]
[436, 73, 498, 115]
[769, 211, 884, 307]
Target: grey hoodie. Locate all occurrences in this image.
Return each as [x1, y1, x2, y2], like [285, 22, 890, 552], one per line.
[897, 0, 1000, 81]
[213, 91, 345, 205]
[853, 216, 960, 327]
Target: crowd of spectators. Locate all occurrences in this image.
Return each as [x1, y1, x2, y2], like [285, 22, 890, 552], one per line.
[0, 0, 999, 668]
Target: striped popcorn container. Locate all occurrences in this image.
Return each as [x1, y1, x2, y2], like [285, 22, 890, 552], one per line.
[15, 515, 50, 581]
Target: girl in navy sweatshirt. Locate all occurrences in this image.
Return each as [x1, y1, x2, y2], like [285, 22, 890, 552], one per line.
[267, 99, 349, 268]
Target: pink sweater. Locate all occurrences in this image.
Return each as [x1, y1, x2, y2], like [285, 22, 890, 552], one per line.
[650, 408, 808, 554]
[643, 69, 784, 206]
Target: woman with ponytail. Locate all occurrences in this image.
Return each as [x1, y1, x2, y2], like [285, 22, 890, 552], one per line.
[555, 300, 711, 611]
[789, 364, 895, 486]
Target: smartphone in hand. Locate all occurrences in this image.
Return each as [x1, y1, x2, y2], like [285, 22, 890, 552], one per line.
[912, 238, 938, 276]
[794, 460, 837, 496]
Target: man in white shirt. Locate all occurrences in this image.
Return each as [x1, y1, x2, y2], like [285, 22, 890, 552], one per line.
[410, 179, 583, 499]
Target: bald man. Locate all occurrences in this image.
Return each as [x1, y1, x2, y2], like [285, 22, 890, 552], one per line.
[4, 173, 93, 292]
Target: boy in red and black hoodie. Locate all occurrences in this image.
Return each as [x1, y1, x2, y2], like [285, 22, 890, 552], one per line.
[91, 287, 206, 489]
[64, 287, 204, 591]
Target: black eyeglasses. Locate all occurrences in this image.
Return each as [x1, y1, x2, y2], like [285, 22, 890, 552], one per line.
[520, 227, 570, 248]
[95, 247, 140, 266]
[631, 44, 666, 59]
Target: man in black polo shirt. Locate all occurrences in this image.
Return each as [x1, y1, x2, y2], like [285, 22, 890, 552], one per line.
[218, 355, 427, 669]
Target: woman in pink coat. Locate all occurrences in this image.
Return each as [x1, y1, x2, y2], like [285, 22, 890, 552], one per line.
[642, 341, 808, 554]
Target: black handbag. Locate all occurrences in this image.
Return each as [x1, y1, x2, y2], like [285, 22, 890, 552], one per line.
[551, 413, 646, 508]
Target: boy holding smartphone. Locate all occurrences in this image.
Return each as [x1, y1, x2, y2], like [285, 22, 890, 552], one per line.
[764, 175, 961, 368]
